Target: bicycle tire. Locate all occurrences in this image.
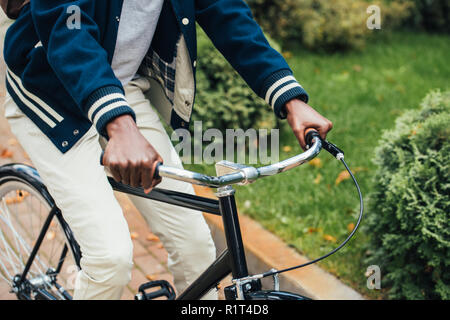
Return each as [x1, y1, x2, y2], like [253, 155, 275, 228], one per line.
[0, 163, 80, 300]
[245, 290, 311, 300]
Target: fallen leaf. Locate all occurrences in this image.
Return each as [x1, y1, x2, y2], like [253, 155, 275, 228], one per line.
[282, 146, 292, 152]
[146, 234, 159, 242]
[307, 227, 319, 234]
[1, 149, 13, 158]
[146, 274, 157, 281]
[323, 234, 337, 243]
[7, 138, 18, 146]
[335, 170, 351, 185]
[130, 232, 139, 240]
[309, 158, 322, 168]
[347, 223, 355, 232]
[16, 190, 29, 202]
[352, 65, 362, 72]
[46, 231, 56, 241]
[313, 174, 322, 185]
[157, 243, 164, 249]
[335, 167, 366, 185]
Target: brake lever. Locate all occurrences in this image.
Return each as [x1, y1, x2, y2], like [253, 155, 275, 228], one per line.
[321, 140, 345, 160]
[305, 130, 344, 160]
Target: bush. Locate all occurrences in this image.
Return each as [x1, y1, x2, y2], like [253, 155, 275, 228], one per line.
[247, 0, 413, 51]
[407, 0, 449, 32]
[365, 90, 450, 299]
[192, 29, 276, 131]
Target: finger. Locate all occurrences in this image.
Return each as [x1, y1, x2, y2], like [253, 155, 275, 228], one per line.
[119, 164, 130, 185]
[141, 163, 153, 191]
[109, 166, 122, 183]
[130, 163, 141, 188]
[317, 121, 333, 140]
[151, 176, 162, 189]
[143, 187, 153, 194]
[103, 154, 123, 183]
[149, 158, 163, 188]
[317, 127, 328, 140]
[294, 127, 306, 150]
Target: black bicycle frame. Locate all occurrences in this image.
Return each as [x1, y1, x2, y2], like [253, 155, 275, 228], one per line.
[2, 163, 254, 300]
[1, 162, 316, 300]
[16, 205, 79, 300]
[108, 178, 249, 300]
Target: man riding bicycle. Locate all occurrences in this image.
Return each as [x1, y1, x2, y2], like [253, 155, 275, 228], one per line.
[3, 0, 332, 299]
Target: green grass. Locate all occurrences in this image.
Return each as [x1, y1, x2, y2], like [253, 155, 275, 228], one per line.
[187, 32, 450, 298]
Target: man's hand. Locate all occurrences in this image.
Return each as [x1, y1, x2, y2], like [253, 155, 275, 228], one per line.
[102, 115, 163, 193]
[285, 99, 333, 150]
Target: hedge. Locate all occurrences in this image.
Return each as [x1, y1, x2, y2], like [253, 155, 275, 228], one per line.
[246, 0, 413, 50]
[192, 28, 276, 131]
[365, 89, 450, 299]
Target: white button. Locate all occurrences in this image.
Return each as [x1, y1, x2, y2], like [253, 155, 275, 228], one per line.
[193, 60, 197, 67]
[182, 18, 189, 25]
[116, 16, 120, 22]
[62, 141, 68, 147]
[73, 129, 79, 136]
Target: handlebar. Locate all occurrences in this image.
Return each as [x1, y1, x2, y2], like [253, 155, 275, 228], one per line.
[154, 131, 323, 188]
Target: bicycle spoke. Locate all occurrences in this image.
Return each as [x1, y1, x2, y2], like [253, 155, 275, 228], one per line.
[2, 197, 24, 266]
[0, 198, 47, 275]
[0, 222, 20, 275]
[0, 179, 76, 300]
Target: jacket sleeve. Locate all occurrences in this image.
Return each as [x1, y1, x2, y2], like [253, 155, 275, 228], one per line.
[30, 0, 135, 137]
[195, 0, 308, 119]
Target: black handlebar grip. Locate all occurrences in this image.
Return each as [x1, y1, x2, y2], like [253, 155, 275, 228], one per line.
[305, 129, 321, 148]
[154, 161, 163, 180]
[100, 151, 105, 165]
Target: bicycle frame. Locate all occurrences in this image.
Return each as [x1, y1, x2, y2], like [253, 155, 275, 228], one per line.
[8, 169, 254, 300]
[3, 137, 323, 300]
[108, 178, 251, 300]
[1, 133, 361, 301]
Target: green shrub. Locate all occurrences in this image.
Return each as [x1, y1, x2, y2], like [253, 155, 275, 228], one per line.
[388, 0, 450, 32]
[247, 0, 413, 50]
[192, 28, 276, 131]
[365, 89, 450, 299]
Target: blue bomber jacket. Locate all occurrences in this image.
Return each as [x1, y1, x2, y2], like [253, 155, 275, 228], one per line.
[3, 0, 308, 153]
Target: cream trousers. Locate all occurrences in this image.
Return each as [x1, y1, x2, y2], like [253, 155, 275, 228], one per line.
[4, 78, 217, 300]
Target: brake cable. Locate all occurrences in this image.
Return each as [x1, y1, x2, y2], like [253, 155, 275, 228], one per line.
[262, 134, 364, 279]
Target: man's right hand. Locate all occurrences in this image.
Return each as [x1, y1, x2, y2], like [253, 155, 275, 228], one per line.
[102, 114, 163, 193]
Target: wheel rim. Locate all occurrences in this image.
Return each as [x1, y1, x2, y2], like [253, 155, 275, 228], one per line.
[0, 180, 77, 299]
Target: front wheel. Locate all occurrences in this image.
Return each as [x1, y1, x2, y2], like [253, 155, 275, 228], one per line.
[0, 164, 80, 300]
[245, 290, 311, 300]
